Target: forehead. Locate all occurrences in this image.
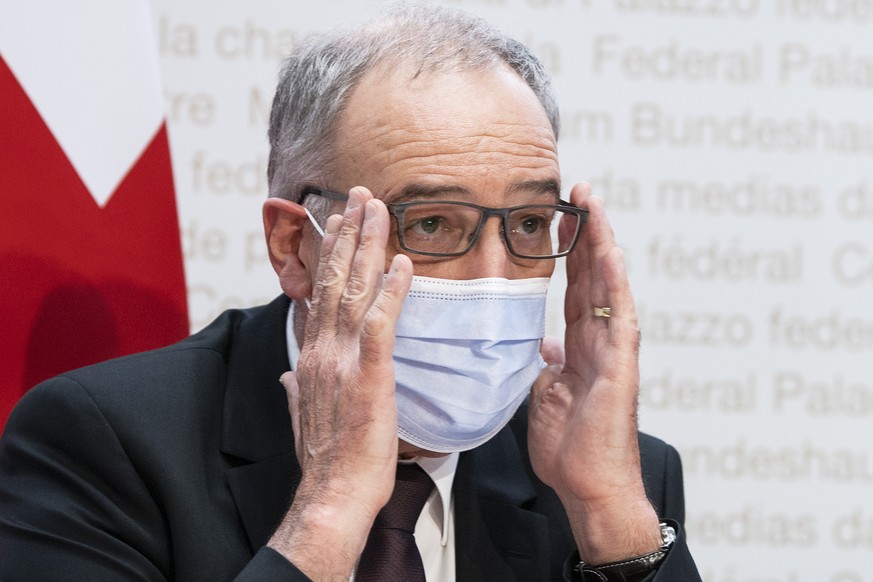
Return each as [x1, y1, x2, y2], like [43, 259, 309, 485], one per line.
[331, 61, 560, 203]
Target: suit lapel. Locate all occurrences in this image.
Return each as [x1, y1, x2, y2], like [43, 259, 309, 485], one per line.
[453, 426, 551, 582]
[225, 451, 300, 551]
[219, 296, 302, 552]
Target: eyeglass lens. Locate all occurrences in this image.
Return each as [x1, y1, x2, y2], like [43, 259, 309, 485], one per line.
[396, 203, 579, 258]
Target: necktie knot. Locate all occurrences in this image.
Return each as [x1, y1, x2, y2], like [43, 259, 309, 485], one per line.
[371, 463, 434, 532]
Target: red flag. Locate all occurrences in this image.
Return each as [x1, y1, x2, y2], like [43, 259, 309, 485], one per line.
[0, 3, 188, 431]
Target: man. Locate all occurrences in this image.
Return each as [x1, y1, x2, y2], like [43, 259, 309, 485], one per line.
[0, 5, 700, 581]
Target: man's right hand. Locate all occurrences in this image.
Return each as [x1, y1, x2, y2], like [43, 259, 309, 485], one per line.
[267, 187, 413, 581]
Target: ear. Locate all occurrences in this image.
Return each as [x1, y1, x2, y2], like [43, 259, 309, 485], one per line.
[262, 198, 313, 300]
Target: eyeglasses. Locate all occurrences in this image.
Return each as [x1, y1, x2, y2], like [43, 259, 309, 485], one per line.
[301, 187, 588, 259]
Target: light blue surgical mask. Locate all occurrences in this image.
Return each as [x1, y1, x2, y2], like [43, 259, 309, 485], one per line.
[393, 275, 547, 453]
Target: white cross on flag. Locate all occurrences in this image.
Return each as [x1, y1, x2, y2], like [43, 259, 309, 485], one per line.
[0, 1, 189, 431]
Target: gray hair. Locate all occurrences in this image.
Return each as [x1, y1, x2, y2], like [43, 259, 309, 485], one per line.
[267, 2, 560, 203]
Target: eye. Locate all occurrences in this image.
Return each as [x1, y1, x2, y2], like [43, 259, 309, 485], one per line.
[410, 215, 443, 235]
[519, 216, 545, 234]
[395, 203, 479, 255]
[512, 213, 550, 236]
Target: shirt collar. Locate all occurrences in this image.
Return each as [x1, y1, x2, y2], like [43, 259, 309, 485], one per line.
[285, 305, 458, 544]
[286, 304, 301, 371]
[411, 453, 458, 545]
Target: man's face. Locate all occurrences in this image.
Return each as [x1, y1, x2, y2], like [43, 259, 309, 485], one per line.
[316, 61, 561, 282]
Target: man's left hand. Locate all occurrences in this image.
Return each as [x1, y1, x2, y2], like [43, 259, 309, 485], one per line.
[528, 182, 662, 565]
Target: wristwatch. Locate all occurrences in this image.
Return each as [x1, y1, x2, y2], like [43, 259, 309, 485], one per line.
[574, 522, 676, 582]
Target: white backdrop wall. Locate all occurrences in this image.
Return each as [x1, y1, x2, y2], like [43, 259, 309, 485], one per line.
[151, 1, 873, 579]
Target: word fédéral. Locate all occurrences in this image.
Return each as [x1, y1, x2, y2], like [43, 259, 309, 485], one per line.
[770, 307, 873, 350]
[647, 236, 803, 283]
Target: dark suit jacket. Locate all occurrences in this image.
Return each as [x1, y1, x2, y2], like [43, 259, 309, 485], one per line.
[0, 296, 700, 581]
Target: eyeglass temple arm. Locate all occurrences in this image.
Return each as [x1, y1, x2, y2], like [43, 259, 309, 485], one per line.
[558, 199, 590, 225]
[301, 186, 350, 202]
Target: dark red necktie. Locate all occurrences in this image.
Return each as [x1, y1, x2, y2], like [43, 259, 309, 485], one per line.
[356, 463, 434, 582]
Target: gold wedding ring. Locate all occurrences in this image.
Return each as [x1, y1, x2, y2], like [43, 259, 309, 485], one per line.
[593, 306, 611, 319]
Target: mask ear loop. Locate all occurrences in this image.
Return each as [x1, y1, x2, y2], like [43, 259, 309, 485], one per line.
[302, 206, 324, 311]
[304, 207, 326, 237]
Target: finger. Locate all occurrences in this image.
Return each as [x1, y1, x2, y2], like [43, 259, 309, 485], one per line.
[558, 183, 587, 255]
[310, 188, 372, 334]
[565, 182, 593, 283]
[304, 211, 341, 303]
[338, 197, 393, 335]
[358, 252, 413, 379]
[582, 195, 616, 309]
[316, 214, 343, 270]
[564, 183, 596, 322]
[529, 364, 568, 417]
[602, 246, 640, 351]
[280, 371, 304, 465]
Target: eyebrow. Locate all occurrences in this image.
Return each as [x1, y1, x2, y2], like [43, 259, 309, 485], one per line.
[386, 184, 470, 204]
[508, 179, 561, 201]
[386, 179, 561, 205]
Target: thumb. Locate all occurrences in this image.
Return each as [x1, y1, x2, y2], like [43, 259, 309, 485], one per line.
[540, 336, 565, 367]
[531, 361, 563, 402]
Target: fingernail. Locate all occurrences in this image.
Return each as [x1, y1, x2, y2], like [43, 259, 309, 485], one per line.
[364, 198, 382, 222]
[346, 191, 361, 211]
[325, 214, 341, 235]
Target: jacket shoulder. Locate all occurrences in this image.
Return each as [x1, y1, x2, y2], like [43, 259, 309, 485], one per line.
[9, 296, 291, 436]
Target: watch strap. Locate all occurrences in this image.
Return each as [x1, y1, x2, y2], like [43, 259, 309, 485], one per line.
[574, 522, 676, 582]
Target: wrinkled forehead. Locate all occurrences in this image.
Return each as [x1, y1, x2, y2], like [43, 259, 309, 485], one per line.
[341, 59, 554, 140]
[329, 61, 560, 203]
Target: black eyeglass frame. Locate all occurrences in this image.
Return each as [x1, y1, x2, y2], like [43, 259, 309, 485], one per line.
[300, 186, 589, 260]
